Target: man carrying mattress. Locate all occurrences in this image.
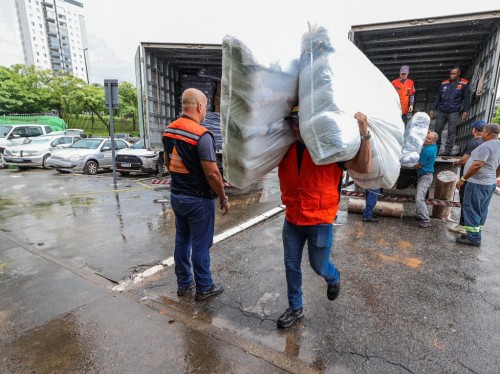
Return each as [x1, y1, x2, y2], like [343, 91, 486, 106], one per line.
[277, 107, 373, 329]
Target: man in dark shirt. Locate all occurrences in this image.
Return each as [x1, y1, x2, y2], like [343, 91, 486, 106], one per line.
[163, 88, 230, 301]
[449, 120, 485, 234]
[430, 66, 471, 156]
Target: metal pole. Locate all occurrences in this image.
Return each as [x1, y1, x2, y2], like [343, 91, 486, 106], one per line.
[82, 48, 90, 84]
[109, 103, 117, 188]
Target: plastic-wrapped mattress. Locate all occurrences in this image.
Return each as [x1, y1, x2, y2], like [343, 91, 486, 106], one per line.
[299, 24, 405, 189]
[221, 35, 298, 188]
[400, 112, 430, 167]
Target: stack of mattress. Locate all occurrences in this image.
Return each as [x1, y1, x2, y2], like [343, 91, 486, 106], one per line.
[221, 35, 298, 188]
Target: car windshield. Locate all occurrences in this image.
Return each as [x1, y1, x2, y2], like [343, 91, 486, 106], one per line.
[70, 139, 103, 149]
[0, 126, 13, 138]
[132, 140, 144, 149]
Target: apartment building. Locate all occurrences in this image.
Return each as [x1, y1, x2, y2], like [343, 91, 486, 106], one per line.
[14, 0, 90, 82]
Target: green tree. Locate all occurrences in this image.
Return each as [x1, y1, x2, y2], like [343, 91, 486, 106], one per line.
[493, 97, 500, 124]
[117, 81, 138, 131]
[0, 64, 52, 114]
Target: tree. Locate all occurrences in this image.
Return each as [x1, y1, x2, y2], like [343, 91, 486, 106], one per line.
[117, 81, 138, 131]
[0, 64, 53, 114]
[493, 97, 500, 124]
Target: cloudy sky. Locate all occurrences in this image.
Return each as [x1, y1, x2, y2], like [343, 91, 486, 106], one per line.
[1, 0, 500, 87]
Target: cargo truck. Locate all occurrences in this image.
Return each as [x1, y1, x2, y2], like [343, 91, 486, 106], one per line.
[134, 43, 223, 171]
[349, 10, 500, 192]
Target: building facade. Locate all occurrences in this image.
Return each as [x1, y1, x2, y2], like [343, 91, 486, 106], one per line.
[14, 0, 90, 82]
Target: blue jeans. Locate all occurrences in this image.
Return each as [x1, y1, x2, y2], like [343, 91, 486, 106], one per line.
[282, 219, 340, 310]
[435, 111, 459, 154]
[170, 193, 215, 292]
[363, 189, 380, 219]
[463, 182, 496, 243]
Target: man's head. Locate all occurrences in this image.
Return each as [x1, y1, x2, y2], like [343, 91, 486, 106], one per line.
[471, 119, 486, 135]
[449, 66, 461, 82]
[181, 88, 208, 123]
[424, 131, 439, 146]
[481, 123, 500, 141]
[284, 106, 303, 143]
[399, 65, 409, 79]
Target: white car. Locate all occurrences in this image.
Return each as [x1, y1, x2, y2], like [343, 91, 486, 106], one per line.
[115, 140, 162, 175]
[46, 138, 131, 175]
[2, 134, 81, 170]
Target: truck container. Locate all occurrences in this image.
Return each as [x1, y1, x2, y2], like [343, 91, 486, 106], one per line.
[349, 10, 500, 153]
[134, 43, 223, 169]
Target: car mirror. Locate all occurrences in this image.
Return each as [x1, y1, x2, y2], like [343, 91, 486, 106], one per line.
[9, 134, 21, 139]
[102, 146, 111, 151]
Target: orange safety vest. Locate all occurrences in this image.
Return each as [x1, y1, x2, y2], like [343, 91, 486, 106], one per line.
[391, 78, 415, 114]
[278, 143, 343, 225]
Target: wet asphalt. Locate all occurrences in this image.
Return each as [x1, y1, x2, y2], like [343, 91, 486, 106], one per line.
[1, 167, 499, 373]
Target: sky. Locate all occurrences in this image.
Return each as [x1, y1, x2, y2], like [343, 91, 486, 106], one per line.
[1, 0, 500, 91]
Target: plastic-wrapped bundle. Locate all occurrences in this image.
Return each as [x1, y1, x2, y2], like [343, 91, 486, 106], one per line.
[221, 35, 298, 188]
[400, 112, 430, 167]
[299, 24, 405, 189]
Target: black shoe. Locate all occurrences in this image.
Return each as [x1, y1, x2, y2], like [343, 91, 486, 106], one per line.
[177, 281, 195, 296]
[419, 221, 431, 228]
[363, 217, 379, 223]
[456, 237, 481, 247]
[327, 271, 341, 301]
[277, 307, 304, 329]
[195, 283, 224, 301]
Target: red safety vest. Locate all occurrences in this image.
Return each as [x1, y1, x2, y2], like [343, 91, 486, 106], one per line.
[278, 143, 343, 225]
[392, 78, 415, 114]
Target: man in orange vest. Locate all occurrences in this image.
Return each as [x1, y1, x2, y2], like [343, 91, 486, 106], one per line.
[163, 88, 230, 301]
[391, 65, 415, 125]
[277, 108, 372, 329]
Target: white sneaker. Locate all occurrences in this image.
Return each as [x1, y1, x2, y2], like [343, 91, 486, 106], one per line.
[449, 224, 466, 234]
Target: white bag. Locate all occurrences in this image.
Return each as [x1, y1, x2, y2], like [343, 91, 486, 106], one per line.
[221, 35, 298, 188]
[400, 112, 430, 167]
[299, 24, 405, 189]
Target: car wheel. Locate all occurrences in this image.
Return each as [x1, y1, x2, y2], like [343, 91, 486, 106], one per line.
[119, 171, 130, 176]
[84, 160, 99, 175]
[42, 154, 50, 169]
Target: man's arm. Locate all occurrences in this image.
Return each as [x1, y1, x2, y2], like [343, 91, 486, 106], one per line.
[456, 160, 485, 189]
[200, 160, 230, 215]
[462, 84, 471, 120]
[496, 165, 500, 178]
[345, 112, 372, 174]
[453, 154, 471, 167]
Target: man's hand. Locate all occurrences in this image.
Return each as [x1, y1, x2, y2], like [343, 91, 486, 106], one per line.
[354, 112, 369, 134]
[462, 112, 468, 121]
[456, 180, 464, 189]
[429, 111, 434, 119]
[408, 105, 413, 113]
[220, 198, 230, 216]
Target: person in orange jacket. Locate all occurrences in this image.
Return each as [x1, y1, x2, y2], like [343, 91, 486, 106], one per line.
[276, 107, 372, 329]
[392, 65, 415, 125]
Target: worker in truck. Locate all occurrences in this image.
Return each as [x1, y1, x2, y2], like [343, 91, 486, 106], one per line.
[414, 132, 439, 228]
[456, 123, 500, 247]
[276, 108, 372, 329]
[391, 65, 415, 125]
[449, 120, 485, 234]
[163, 88, 230, 301]
[430, 66, 471, 156]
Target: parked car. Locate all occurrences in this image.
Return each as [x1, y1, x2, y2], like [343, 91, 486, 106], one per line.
[46, 138, 131, 175]
[0, 124, 55, 167]
[115, 140, 162, 176]
[2, 134, 81, 170]
[114, 133, 140, 144]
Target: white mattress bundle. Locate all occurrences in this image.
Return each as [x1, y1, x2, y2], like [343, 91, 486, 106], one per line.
[299, 24, 405, 189]
[220, 35, 298, 188]
[400, 112, 430, 167]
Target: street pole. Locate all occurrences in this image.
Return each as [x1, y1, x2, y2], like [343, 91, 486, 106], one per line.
[82, 48, 90, 84]
[104, 80, 119, 189]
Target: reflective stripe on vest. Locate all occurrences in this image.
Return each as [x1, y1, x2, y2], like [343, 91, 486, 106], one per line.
[163, 117, 208, 145]
[278, 143, 343, 225]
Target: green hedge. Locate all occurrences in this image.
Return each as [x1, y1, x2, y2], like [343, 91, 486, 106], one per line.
[0, 115, 66, 131]
[63, 114, 138, 136]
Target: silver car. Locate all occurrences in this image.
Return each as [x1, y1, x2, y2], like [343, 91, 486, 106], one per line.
[3, 134, 81, 170]
[115, 140, 162, 175]
[46, 138, 131, 175]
